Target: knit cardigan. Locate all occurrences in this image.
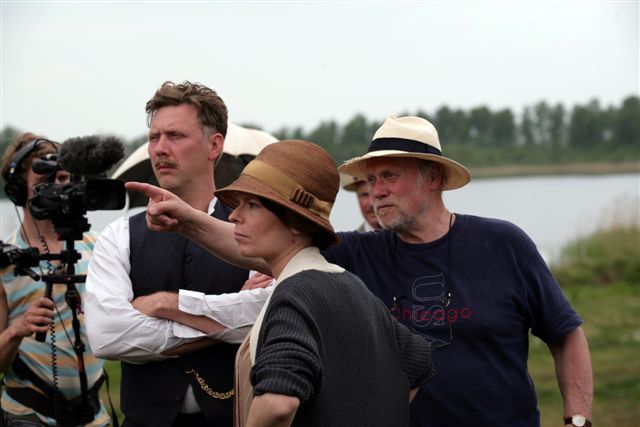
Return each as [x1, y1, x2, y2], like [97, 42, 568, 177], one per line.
[251, 269, 435, 427]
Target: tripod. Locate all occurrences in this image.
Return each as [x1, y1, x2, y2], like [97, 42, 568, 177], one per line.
[32, 235, 94, 425]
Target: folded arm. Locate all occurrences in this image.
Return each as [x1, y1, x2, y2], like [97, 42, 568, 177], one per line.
[132, 291, 226, 334]
[133, 283, 273, 344]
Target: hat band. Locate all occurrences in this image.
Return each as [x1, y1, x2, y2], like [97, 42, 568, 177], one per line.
[242, 160, 333, 220]
[368, 137, 442, 156]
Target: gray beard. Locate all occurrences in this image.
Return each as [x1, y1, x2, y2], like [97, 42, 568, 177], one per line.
[377, 201, 429, 235]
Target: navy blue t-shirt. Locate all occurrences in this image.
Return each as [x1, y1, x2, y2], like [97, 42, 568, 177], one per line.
[323, 214, 581, 427]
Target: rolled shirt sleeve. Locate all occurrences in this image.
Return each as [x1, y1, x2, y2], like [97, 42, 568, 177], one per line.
[175, 286, 273, 343]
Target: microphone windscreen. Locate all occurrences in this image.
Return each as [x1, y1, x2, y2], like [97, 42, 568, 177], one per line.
[58, 136, 125, 177]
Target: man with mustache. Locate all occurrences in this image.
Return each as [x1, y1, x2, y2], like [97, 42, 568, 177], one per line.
[128, 115, 593, 427]
[85, 81, 259, 427]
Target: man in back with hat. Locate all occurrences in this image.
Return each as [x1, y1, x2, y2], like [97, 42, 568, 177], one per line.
[340, 173, 381, 232]
[127, 115, 593, 427]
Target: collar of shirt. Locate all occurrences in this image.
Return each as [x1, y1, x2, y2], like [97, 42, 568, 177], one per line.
[276, 246, 344, 285]
[207, 197, 218, 215]
[363, 221, 377, 232]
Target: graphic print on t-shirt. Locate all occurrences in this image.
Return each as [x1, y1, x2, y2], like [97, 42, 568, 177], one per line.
[391, 272, 453, 347]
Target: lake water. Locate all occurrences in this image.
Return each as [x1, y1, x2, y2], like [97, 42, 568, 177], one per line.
[1, 173, 638, 262]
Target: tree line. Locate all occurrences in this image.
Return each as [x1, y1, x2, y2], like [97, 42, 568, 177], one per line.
[1, 95, 638, 170]
[270, 95, 639, 166]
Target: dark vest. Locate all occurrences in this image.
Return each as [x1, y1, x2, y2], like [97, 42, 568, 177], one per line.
[122, 202, 248, 427]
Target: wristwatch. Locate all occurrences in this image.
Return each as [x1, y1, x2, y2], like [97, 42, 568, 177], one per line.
[564, 414, 592, 426]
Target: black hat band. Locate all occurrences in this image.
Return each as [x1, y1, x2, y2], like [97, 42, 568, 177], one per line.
[367, 137, 442, 156]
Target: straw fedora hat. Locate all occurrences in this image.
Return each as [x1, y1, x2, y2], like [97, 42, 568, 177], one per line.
[215, 139, 340, 245]
[339, 115, 471, 190]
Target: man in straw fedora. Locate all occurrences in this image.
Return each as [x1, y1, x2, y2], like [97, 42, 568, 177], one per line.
[126, 115, 593, 427]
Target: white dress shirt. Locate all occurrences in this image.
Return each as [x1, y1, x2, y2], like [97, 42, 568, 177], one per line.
[85, 199, 270, 364]
[363, 220, 377, 232]
[176, 286, 273, 343]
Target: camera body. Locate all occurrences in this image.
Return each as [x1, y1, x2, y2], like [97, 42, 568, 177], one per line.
[29, 178, 125, 239]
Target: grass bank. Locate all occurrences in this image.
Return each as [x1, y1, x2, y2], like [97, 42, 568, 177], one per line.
[528, 283, 640, 426]
[529, 216, 640, 426]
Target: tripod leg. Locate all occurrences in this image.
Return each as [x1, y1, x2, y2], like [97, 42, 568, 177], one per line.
[66, 283, 93, 423]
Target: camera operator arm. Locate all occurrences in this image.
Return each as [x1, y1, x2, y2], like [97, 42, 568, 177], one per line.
[0, 283, 54, 373]
[0, 281, 10, 372]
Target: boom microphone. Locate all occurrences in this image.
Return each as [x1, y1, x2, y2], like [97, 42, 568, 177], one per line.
[58, 135, 125, 177]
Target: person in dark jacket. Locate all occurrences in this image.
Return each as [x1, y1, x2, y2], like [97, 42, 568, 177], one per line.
[341, 174, 381, 232]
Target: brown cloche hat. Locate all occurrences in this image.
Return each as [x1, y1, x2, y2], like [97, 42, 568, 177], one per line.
[215, 139, 340, 246]
[339, 115, 471, 190]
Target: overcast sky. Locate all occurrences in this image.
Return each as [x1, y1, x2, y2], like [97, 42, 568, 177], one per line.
[1, 1, 638, 143]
